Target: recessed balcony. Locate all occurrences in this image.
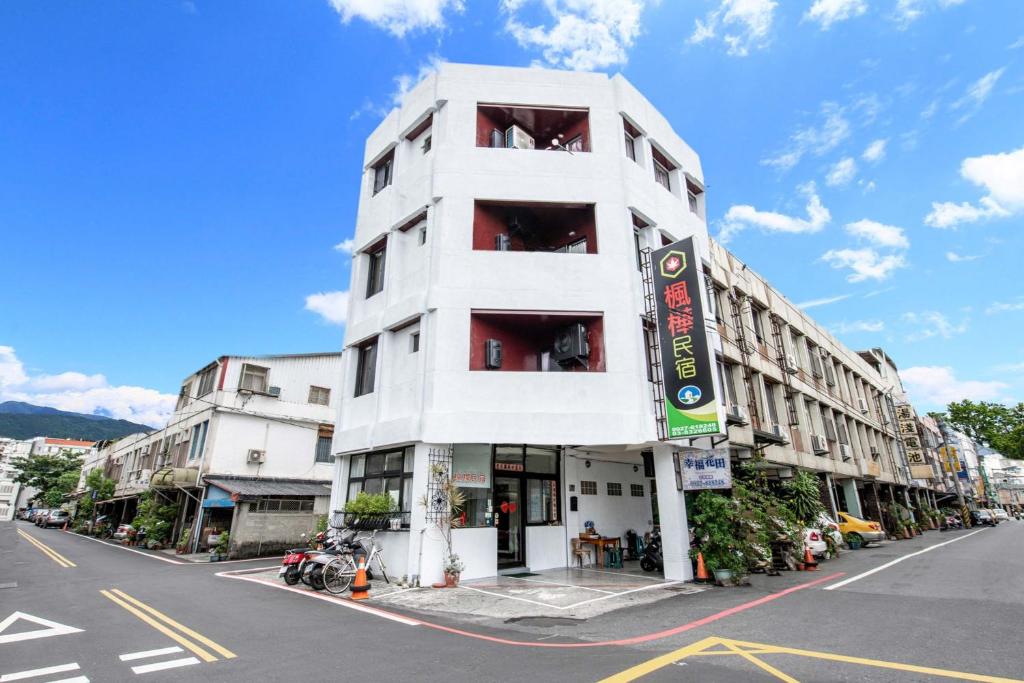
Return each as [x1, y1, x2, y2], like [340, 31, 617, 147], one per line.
[476, 104, 590, 152]
[470, 311, 605, 372]
[473, 201, 597, 254]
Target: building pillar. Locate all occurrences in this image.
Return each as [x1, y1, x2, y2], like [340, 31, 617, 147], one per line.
[652, 443, 693, 582]
[819, 473, 838, 518]
[840, 479, 863, 518]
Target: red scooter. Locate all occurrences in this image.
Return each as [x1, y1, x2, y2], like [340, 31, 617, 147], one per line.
[278, 531, 328, 587]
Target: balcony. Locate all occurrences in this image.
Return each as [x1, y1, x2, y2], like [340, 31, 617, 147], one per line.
[476, 104, 590, 152]
[473, 201, 596, 254]
[470, 310, 604, 372]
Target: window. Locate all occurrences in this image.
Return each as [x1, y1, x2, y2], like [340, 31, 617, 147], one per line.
[623, 117, 641, 163]
[716, 361, 728, 406]
[642, 320, 657, 382]
[654, 160, 670, 191]
[346, 447, 414, 514]
[527, 479, 558, 524]
[607, 482, 622, 496]
[764, 382, 780, 425]
[196, 364, 217, 397]
[315, 429, 333, 464]
[580, 480, 597, 495]
[372, 151, 393, 195]
[308, 385, 331, 406]
[365, 241, 387, 298]
[176, 382, 192, 411]
[354, 339, 378, 397]
[722, 364, 738, 406]
[751, 306, 765, 342]
[410, 332, 420, 353]
[418, 225, 427, 245]
[557, 238, 588, 254]
[686, 179, 704, 216]
[564, 135, 584, 152]
[421, 135, 431, 154]
[624, 132, 636, 161]
[631, 483, 645, 497]
[188, 421, 208, 461]
[634, 229, 643, 271]
[239, 364, 269, 393]
[251, 497, 315, 513]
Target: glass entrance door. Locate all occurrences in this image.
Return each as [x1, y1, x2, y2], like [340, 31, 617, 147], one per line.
[495, 477, 524, 568]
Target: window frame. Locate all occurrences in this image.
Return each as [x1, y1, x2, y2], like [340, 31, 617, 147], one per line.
[580, 480, 597, 495]
[238, 364, 269, 394]
[353, 338, 379, 397]
[372, 152, 394, 195]
[365, 241, 387, 298]
[345, 447, 414, 521]
[607, 482, 623, 496]
[196, 365, 217, 398]
[410, 332, 420, 353]
[308, 385, 331, 406]
[653, 160, 671, 191]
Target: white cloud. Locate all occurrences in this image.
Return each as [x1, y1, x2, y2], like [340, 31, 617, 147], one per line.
[502, 0, 647, 71]
[925, 145, 1024, 228]
[986, 299, 1024, 314]
[825, 157, 857, 186]
[797, 293, 853, 309]
[688, 0, 777, 58]
[901, 311, 968, 341]
[762, 102, 850, 170]
[804, 0, 867, 30]
[900, 365, 1007, 408]
[950, 67, 1006, 125]
[718, 182, 830, 244]
[326, 0, 464, 37]
[945, 251, 979, 262]
[920, 99, 939, 119]
[821, 248, 906, 282]
[862, 138, 887, 163]
[0, 345, 175, 428]
[845, 219, 909, 249]
[830, 319, 885, 334]
[304, 290, 350, 325]
[333, 238, 356, 254]
[892, 0, 969, 30]
[1009, 36, 1024, 50]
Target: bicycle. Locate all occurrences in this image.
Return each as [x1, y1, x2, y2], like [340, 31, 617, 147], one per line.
[321, 529, 390, 595]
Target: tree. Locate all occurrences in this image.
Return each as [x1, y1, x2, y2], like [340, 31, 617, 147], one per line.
[941, 400, 1024, 460]
[77, 469, 116, 519]
[9, 449, 83, 505]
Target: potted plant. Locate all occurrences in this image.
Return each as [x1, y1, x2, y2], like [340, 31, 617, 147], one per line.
[176, 526, 191, 555]
[689, 491, 748, 586]
[844, 532, 863, 550]
[443, 553, 465, 587]
[212, 532, 230, 561]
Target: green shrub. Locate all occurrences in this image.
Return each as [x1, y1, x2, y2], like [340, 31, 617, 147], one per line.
[343, 492, 397, 515]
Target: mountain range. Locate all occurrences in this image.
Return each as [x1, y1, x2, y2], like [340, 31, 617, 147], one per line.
[0, 401, 156, 442]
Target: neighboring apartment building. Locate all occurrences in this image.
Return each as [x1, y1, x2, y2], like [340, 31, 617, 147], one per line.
[85, 353, 341, 557]
[328, 63, 722, 585]
[0, 437, 96, 517]
[707, 244, 940, 529]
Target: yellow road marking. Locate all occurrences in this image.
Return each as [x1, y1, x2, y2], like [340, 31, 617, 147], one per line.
[100, 590, 217, 663]
[109, 589, 236, 660]
[17, 529, 76, 568]
[598, 636, 1024, 683]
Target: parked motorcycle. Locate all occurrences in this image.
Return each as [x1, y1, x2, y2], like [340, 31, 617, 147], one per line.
[640, 530, 663, 572]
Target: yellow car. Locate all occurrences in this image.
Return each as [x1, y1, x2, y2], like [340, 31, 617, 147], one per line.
[837, 512, 886, 546]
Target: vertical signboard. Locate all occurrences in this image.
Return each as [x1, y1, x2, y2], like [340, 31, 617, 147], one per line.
[895, 403, 932, 481]
[651, 237, 723, 439]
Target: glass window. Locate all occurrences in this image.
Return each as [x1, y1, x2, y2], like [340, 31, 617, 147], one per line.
[196, 365, 217, 397]
[495, 445, 524, 472]
[403, 447, 414, 473]
[372, 153, 393, 194]
[239, 364, 269, 393]
[527, 479, 558, 524]
[366, 246, 386, 298]
[308, 386, 331, 405]
[349, 454, 365, 478]
[365, 453, 385, 476]
[624, 132, 636, 161]
[607, 482, 622, 496]
[384, 451, 404, 472]
[458, 487, 491, 528]
[410, 332, 420, 353]
[346, 447, 414, 517]
[315, 436, 333, 464]
[580, 480, 597, 495]
[525, 447, 557, 474]
[631, 483, 644, 497]
[354, 339, 378, 397]
[654, 161, 670, 191]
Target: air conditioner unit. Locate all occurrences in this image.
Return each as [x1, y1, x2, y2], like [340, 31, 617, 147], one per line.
[267, 386, 281, 398]
[811, 435, 829, 454]
[485, 339, 503, 370]
[551, 323, 590, 364]
[505, 124, 534, 150]
[727, 404, 748, 424]
[870, 446, 880, 459]
[858, 397, 869, 414]
[139, 469, 152, 484]
[247, 449, 266, 464]
[784, 354, 799, 374]
[489, 129, 504, 148]
[770, 424, 786, 439]
[839, 444, 852, 461]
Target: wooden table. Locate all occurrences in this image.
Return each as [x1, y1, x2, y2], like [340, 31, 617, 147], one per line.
[580, 536, 621, 567]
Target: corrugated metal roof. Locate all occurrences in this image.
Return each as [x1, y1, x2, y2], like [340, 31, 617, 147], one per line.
[204, 476, 331, 499]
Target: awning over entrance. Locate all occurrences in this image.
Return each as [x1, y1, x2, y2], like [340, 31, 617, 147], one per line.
[202, 476, 331, 502]
[150, 467, 200, 489]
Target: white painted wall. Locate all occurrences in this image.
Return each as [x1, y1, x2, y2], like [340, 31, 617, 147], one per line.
[571, 457, 654, 543]
[525, 525, 567, 572]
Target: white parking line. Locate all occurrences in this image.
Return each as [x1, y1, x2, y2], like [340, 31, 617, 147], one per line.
[824, 528, 987, 591]
[562, 581, 683, 609]
[119, 647, 183, 661]
[130, 658, 200, 675]
[1, 663, 80, 682]
[48, 678, 89, 683]
[63, 533, 184, 565]
[503, 575, 617, 594]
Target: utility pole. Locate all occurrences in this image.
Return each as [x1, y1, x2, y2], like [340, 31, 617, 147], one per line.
[937, 420, 970, 527]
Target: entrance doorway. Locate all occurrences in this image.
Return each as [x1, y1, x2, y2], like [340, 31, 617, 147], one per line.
[495, 477, 524, 568]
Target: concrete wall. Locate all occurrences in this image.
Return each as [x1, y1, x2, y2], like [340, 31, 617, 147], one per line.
[569, 456, 654, 543]
[525, 525, 567, 571]
[228, 495, 330, 558]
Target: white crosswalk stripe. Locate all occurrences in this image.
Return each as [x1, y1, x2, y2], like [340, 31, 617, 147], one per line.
[0, 663, 82, 682]
[118, 647, 183, 662]
[130, 658, 200, 675]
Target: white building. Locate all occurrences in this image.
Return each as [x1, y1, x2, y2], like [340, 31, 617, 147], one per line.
[0, 437, 96, 518]
[84, 353, 342, 557]
[329, 63, 717, 585]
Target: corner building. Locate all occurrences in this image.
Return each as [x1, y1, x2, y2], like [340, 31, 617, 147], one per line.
[331, 64, 713, 584]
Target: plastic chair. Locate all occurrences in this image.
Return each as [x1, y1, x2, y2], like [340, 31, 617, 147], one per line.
[604, 546, 624, 568]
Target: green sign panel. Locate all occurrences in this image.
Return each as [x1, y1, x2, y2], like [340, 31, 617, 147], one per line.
[651, 237, 723, 439]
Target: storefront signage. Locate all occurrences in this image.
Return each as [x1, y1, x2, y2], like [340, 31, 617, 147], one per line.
[650, 237, 723, 439]
[494, 462, 524, 473]
[452, 446, 492, 488]
[894, 403, 931, 479]
[679, 448, 732, 491]
[939, 446, 960, 471]
[910, 465, 934, 480]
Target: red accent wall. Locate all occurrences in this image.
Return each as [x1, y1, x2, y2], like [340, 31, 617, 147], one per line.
[469, 313, 605, 372]
[476, 108, 504, 147]
[217, 357, 228, 390]
[559, 116, 590, 152]
[473, 202, 597, 254]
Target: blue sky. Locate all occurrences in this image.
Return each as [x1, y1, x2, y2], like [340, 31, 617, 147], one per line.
[1, 0, 1022, 427]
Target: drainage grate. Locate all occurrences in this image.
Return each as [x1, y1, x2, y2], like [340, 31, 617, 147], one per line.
[505, 572, 540, 578]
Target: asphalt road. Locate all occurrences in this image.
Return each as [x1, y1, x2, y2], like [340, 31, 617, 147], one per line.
[2, 519, 1022, 682]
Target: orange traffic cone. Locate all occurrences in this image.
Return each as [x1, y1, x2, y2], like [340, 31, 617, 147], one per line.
[803, 547, 819, 571]
[695, 552, 709, 583]
[350, 555, 371, 600]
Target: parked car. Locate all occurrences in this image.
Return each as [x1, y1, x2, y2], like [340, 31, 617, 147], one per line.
[970, 509, 995, 526]
[993, 509, 1010, 522]
[41, 510, 70, 528]
[817, 513, 844, 546]
[803, 528, 828, 558]
[32, 509, 52, 526]
[112, 523, 134, 541]
[17, 508, 35, 521]
[837, 512, 886, 546]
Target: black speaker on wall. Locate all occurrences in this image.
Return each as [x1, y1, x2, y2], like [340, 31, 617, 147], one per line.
[485, 338, 503, 369]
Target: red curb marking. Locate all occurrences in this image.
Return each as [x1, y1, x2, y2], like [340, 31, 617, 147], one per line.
[218, 566, 844, 649]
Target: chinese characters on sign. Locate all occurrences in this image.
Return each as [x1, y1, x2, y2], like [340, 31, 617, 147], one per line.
[679, 448, 732, 490]
[650, 238, 723, 439]
[894, 403, 930, 478]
